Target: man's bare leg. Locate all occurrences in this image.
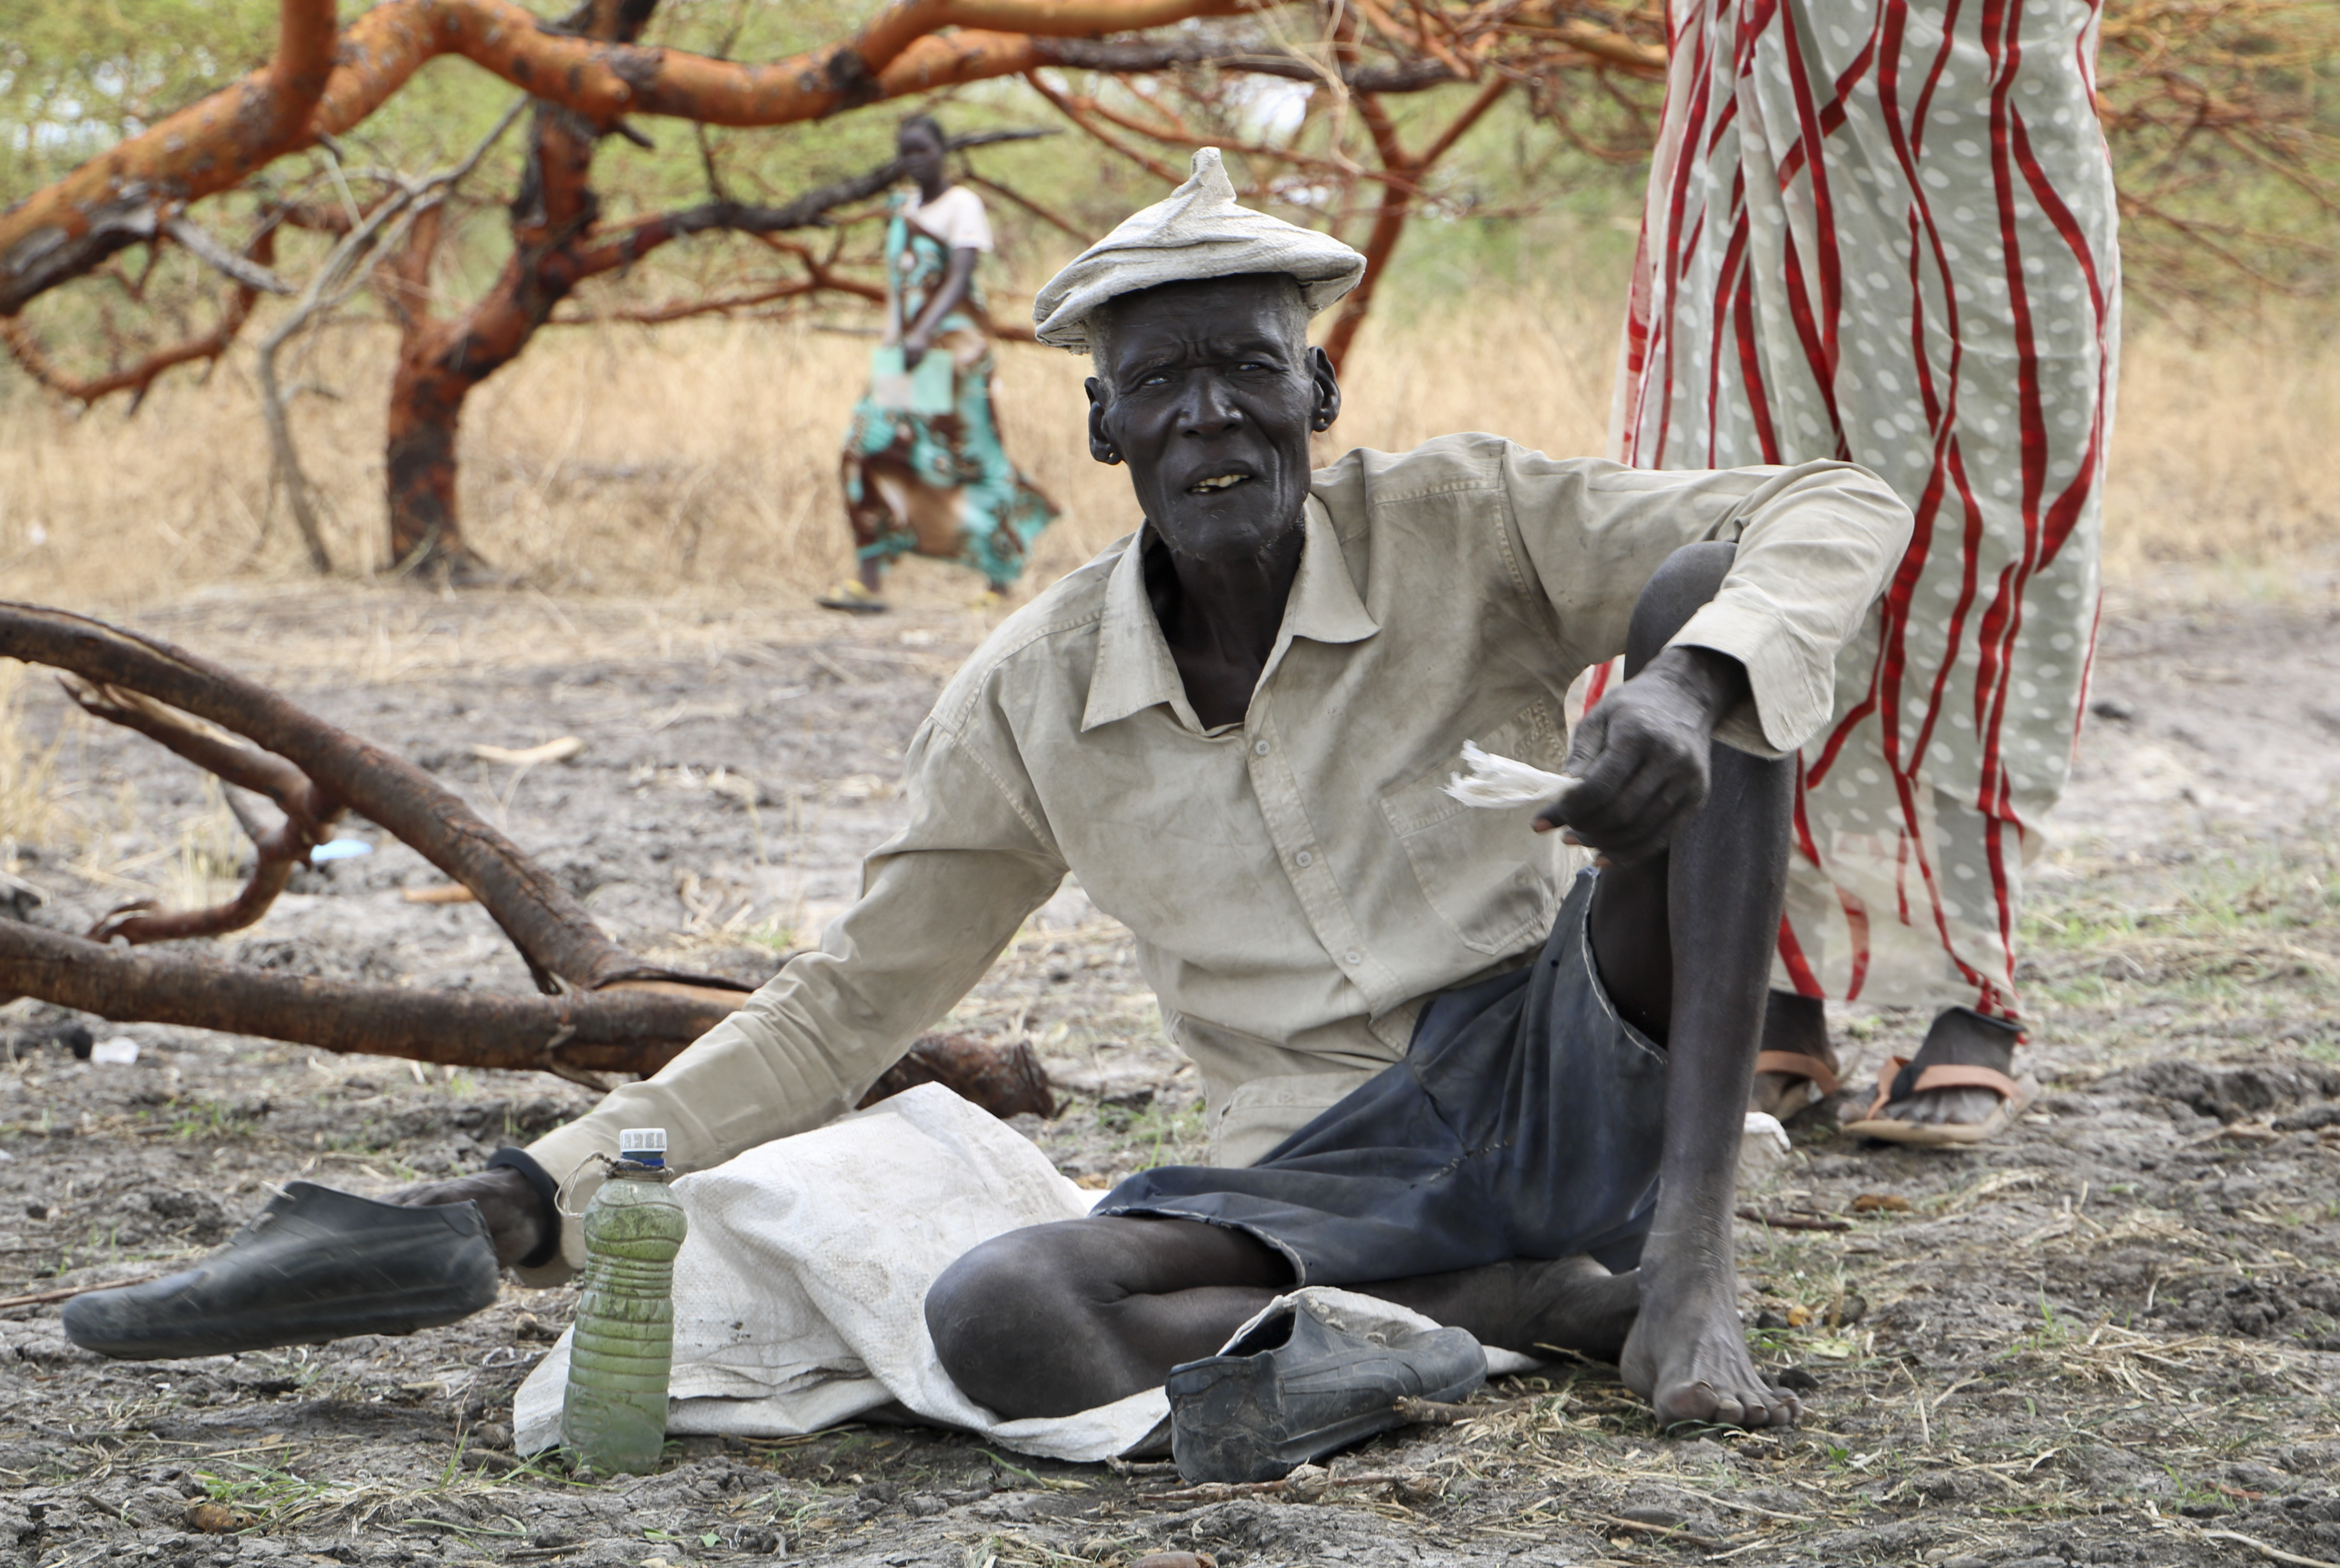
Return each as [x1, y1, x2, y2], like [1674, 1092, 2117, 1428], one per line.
[1575, 541, 1799, 1428]
[926, 1218, 1638, 1420]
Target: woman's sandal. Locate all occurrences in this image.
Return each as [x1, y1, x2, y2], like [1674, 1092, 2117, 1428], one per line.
[1841, 1055, 2039, 1146]
[818, 581, 889, 614]
[1753, 1050, 1841, 1116]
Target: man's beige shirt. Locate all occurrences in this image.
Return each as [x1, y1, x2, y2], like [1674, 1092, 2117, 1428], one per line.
[522, 436, 1912, 1282]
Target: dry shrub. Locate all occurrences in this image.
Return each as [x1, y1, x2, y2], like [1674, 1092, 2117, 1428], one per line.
[0, 295, 2331, 613]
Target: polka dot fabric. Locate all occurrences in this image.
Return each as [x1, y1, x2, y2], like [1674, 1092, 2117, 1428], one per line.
[1601, 0, 2120, 1017]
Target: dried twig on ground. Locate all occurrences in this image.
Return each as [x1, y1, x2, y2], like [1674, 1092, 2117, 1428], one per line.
[0, 1274, 167, 1313]
[2197, 1528, 2340, 1568]
[1141, 1465, 1438, 1506]
[1736, 1206, 1852, 1233]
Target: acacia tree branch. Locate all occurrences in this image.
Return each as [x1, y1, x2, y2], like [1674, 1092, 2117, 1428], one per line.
[562, 129, 1050, 282]
[0, 228, 277, 410]
[253, 96, 532, 576]
[1319, 73, 1508, 370]
[160, 213, 296, 295]
[1037, 36, 1461, 91]
[0, 0, 335, 312]
[0, 0, 1269, 314]
[0, 602, 1056, 1106]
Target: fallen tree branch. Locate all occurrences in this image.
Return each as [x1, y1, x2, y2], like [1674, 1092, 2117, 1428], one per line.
[0, 602, 695, 996]
[0, 918, 1054, 1110]
[0, 601, 1057, 1113]
[0, 918, 734, 1071]
[862, 1030, 1056, 1119]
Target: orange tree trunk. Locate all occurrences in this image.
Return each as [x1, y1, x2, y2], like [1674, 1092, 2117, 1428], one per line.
[383, 1, 631, 575]
[383, 242, 585, 573]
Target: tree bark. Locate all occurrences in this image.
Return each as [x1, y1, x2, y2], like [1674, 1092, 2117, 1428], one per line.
[0, 0, 1263, 316]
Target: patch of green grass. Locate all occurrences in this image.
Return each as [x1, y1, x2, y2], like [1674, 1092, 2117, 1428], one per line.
[195, 1455, 337, 1525]
[742, 917, 796, 952]
[1099, 1097, 1206, 1167]
[166, 1097, 265, 1141]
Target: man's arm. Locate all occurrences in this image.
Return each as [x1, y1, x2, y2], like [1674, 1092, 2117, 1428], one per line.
[397, 720, 1067, 1282]
[1538, 643, 1749, 866]
[1503, 453, 1914, 859]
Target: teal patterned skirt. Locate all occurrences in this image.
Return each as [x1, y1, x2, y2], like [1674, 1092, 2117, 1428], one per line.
[840, 326, 1059, 588]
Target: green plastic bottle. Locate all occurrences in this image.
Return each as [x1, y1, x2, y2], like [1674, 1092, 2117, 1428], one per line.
[563, 1128, 687, 1476]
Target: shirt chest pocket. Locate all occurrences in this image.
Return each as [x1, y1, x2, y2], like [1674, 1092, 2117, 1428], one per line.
[1377, 702, 1570, 956]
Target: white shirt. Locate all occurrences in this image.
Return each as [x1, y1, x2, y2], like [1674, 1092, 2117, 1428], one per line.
[903, 185, 993, 253]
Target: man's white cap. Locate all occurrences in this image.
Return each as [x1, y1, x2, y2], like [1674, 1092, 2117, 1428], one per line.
[1031, 147, 1366, 353]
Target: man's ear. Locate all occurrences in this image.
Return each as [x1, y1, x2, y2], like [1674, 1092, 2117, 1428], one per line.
[1086, 378, 1122, 465]
[1308, 346, 1342, 433]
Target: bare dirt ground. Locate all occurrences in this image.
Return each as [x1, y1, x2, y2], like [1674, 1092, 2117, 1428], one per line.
[3, 577, 2337, 1568]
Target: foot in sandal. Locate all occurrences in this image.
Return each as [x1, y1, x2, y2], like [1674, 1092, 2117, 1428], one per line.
[1841, 1006, 2032, 1146]
[818, 580, 890, 614]
[1750, 991, 1841, 1121]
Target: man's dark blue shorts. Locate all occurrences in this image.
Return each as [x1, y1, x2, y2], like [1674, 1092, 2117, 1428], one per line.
[1095, 869, 1668, 1284]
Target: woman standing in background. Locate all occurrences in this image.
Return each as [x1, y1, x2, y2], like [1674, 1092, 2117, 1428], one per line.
[1607, 0, 2120, 1143]
[823, 115, 1059, 614]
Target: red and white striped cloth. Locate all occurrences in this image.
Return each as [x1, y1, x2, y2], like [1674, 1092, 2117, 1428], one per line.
[1602, 0, 2120, 1018]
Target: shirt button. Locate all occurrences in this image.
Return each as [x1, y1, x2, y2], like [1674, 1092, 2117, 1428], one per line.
[1253, 740, 1271, 756]
[1344, 950, 1363, 966]
[1295, 850, 1314, 868]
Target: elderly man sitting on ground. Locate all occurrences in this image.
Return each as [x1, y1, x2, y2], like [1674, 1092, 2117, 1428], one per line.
[68, 150, 1913, 1464]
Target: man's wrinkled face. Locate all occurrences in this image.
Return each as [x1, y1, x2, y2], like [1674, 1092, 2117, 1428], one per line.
[1086, 275, 1339, 565]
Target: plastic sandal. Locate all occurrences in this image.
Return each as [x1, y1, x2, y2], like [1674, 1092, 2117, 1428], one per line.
[1841, 1054, 2038, 1146]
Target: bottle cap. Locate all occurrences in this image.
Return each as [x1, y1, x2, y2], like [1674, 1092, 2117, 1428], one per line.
[618, 1128, 667, 1168]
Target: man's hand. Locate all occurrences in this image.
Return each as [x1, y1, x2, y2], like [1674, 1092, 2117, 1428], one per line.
[385, 1167, 551, 1270]
[900, 329, 933, 370]
[1536, 646, 1751, 866]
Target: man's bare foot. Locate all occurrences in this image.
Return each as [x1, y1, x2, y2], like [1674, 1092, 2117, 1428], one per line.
[1509, 1255, 1642, 1362]
[1871, 1006, 2020, 1129]
[1621, 1279, 1800, 1429]
[384, 1167, 550, 1268]
[1360, 1254, 1641, 1362]
[1751, 991, 1839, 1120]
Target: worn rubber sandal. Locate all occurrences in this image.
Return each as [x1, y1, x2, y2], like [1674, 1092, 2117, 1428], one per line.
[1841, 1055, 2038, 1146]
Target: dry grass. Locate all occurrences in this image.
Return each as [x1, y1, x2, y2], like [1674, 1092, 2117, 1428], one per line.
[0, 659, 72, 860]
[2101, 314, 2340, 579]
[0, 296, 2332, 614]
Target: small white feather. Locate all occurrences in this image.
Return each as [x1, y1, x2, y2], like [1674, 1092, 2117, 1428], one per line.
[1442, 739, 1581, 809]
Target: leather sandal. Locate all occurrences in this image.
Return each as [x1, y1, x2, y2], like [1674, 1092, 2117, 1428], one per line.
[62, 1182, 501, 1360]
[1841, 1055, 2037, 1147]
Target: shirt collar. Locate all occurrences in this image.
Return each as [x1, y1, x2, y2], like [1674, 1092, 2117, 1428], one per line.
[1081, 499, 1378, 734]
